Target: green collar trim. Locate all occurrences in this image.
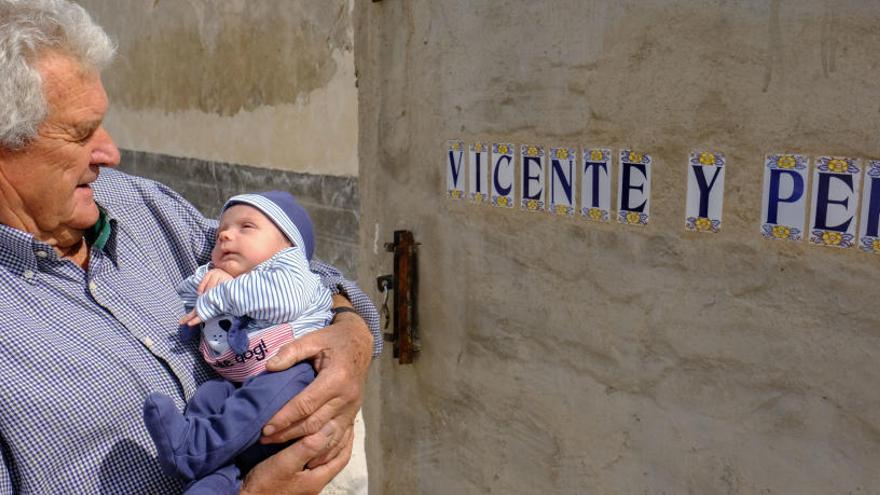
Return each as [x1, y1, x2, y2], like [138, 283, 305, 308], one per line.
[87, 208, 112, 251]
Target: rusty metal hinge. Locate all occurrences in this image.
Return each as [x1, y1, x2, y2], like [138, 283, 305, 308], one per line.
[377, 230, 419, 364]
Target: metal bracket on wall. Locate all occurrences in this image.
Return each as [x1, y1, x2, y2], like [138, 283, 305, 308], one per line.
[377, 230, 419, 364]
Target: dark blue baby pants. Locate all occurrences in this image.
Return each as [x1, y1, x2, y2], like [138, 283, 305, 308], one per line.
[143, 362, 315, 494]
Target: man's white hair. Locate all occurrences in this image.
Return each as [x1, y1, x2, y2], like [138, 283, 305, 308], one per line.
[0, 0, 115, 150]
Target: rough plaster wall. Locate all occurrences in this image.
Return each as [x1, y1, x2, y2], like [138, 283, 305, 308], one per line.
[358, 1, 880, 494]
[78, 0, 359, 176]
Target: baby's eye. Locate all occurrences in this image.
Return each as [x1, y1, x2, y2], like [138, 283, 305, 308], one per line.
[242, 223, 256, 229]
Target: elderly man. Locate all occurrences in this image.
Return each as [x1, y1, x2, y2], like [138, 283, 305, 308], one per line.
[0, 1, 378, 493]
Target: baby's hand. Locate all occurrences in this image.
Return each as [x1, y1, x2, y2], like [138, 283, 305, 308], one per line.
[179, 309, 203, 327]
[198, 268, 233, 294]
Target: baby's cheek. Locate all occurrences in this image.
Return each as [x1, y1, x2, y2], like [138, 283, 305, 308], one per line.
[210, 248, 223, 266]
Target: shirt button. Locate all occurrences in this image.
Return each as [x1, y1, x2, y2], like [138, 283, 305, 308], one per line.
[143, 337, 155, 348]
[35, 250, 48, 258]
[22, 270, 33, 279]
[88, 281, 97, 291]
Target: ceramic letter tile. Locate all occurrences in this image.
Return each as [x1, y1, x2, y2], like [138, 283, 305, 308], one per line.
[520, 144, 545, 212]
[468, 143, 489, 204]
[581, 148, 612, 223]
[548, 147, 577, 216]
[807, 156, 861, 249]
[858, 160, 880, 254]
[760, 154, 809, 241]
[617, 150, 652, 226]
[446, 140, 465, 200]
[491, 143, 516, 208]
[685, 151, 726, 233]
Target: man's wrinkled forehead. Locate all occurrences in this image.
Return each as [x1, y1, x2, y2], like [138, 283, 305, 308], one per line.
[36, 50, 107, 111]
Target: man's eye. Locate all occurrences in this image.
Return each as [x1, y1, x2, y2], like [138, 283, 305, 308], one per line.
[74, 131, 96, 144]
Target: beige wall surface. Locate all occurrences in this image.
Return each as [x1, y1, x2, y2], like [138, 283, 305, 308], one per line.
[79, 0, 359, 176]
[358, 1, 880, 494]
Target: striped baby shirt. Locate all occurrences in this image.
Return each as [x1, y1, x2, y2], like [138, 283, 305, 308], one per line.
[178, 246, 333, 381]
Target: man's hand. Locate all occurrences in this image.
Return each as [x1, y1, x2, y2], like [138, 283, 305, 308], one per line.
[198, 268, 233, 294]
[261, 295, 372, 469]
[240, 421, 355, 495]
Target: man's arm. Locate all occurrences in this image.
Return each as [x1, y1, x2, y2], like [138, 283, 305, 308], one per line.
[239, 295, 371, 494]
[0, 440, 14, 493]
[308, 259, 382, 357]
[145, 179, 218, 267]
[239, 290, 373, 493]
[262, 259, 379, 440]
[256, 259, 378, 454]
[263, 295, 372, 439]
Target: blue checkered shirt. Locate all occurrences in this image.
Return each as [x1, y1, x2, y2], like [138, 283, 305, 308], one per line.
[0, 169, 381, 494]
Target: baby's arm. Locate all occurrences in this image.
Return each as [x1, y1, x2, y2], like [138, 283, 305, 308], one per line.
[195, 249, 319, 323]
[177, 263, 213, 310]
[198, 268, 234, 294]
[180, 267, 234, 326]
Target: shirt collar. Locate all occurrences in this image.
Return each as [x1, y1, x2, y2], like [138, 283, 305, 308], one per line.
[86, 207, 113, 252]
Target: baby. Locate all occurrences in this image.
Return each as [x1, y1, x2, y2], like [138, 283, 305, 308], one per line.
[143, 191, 334, 494]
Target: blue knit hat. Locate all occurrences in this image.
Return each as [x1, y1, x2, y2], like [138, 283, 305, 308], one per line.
[222, 191, 316, 260]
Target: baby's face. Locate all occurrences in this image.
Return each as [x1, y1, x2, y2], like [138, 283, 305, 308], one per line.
[211, 204, 292, 277]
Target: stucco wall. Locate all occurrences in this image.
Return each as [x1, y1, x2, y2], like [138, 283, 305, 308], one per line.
[75, 0, 362, 276]
[357, 1, 880, 494]
[79, 0, 359, 177]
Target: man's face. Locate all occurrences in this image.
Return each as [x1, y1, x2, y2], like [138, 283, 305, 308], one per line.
[211, 204, 292, 277]
[0, 51, 120, 243]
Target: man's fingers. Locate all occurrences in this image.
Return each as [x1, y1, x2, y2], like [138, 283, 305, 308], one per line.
[267, 422, 337, 472]
[265, 333, 327, 372]
[309, 423, 354, 477]
[307, 422, 353, 469]
[263, 397, 349, 443]
[274, 424, 353, 494]
[239, 422, 342, 494]
[262, 366, 353, 437]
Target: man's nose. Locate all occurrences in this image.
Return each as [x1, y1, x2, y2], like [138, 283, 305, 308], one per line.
[90, 127, 120, 167]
